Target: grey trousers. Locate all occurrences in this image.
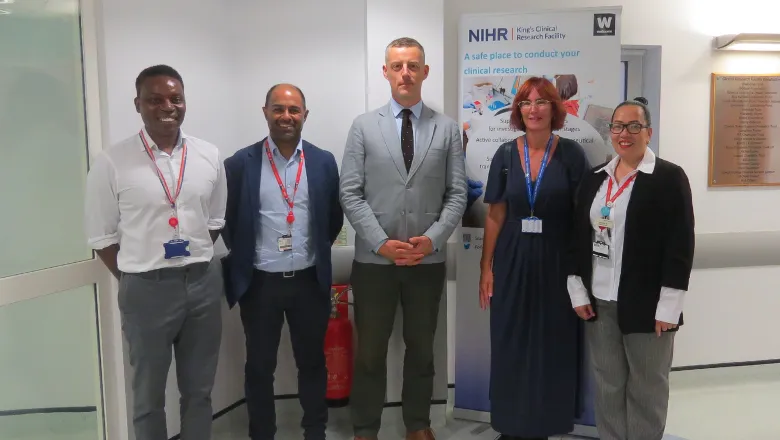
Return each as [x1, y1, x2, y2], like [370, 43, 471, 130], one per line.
[585, 299, 675, 440]
[118, 259, 223, 440]
[349, 261, 446, 438]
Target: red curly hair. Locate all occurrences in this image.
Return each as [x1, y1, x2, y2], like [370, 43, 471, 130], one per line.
[509, 76, 567, 131]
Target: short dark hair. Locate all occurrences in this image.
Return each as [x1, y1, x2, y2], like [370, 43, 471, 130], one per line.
[135, 65, 183, 96]
[611, 96, 652, 126]
[385, 37, 425, 63]
[265, 84, 306, 108]
[509, 76, 567, 131]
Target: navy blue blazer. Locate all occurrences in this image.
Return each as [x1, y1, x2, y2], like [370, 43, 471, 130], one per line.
[221, 137, 343, 307]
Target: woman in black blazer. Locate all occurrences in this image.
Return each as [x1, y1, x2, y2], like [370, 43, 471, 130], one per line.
[567, 97, 695, 440]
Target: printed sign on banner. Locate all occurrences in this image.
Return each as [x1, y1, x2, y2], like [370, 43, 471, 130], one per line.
[454, 6, 622, 437]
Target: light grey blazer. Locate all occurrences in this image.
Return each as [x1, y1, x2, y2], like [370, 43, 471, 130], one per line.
[339, 101, 467, 265]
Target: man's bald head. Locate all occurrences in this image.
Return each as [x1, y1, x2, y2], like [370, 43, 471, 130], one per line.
[265, 83, 306, 109]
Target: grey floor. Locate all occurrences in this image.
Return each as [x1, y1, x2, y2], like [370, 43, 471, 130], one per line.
[211, 390, 590, 440]
[8, 364, 780, 439]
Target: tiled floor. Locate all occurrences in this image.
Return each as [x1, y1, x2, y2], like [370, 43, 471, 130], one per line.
[213, 364, 780, 440]
[2, 364, 779, 439]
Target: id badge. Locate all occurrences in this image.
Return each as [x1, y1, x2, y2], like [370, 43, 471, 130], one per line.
[592, 240, 610, 259]
[164, 239, 191, 259]
[596, 218, 614, 230]
[521, 217, 543, 234]
[278, 235, 292, 252]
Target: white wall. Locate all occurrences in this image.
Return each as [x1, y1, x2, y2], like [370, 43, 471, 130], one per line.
[443, 0, 780, 367]
[365, 0, 451, 413]
[99, 0, 454, 436]
[99, 0, 366, 436]
[94, 0, 780, 436]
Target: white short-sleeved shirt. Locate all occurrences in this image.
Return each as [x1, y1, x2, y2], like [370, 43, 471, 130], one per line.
[84, 127, 227, 273]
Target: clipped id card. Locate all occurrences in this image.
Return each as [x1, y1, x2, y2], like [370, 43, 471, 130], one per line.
[521, 217, 543, 234]
[164, 239, 191, 259]
[592, 240, 610, 259]
[278, 235, 292, 252]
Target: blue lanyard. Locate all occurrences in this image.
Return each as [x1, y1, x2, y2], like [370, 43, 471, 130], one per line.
[523, 134, 553, 216]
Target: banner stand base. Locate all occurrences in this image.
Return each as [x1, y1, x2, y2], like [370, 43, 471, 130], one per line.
[452, 408, 599, 439]
[452, 408, 491, 423]
[570, 424, 600, 438]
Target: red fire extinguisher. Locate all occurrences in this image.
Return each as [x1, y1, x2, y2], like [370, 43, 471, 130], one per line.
[325, 285, 353, 407]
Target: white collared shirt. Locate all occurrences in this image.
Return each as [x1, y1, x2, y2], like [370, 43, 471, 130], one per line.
[567, 148, 686, 324]
[85, 127, 227, 273]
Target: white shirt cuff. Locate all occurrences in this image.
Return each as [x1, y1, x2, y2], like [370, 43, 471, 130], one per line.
[207, 219, 226, 230]
[567, 275, 591, 308]
[87, 234, 119, 250]
[655, 286, 686, 324]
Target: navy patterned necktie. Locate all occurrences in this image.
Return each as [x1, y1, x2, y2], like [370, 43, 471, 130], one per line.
[401, 109, 414, 172]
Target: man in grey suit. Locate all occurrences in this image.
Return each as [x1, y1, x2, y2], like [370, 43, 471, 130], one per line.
[339, 37, 467, 440]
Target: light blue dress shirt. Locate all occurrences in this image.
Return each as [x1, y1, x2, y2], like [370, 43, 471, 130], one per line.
[390, 98, 423, 151]
[255, 137, 314, 272]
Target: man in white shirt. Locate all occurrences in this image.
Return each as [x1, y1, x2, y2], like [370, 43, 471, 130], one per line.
[84, 65, 227, 440]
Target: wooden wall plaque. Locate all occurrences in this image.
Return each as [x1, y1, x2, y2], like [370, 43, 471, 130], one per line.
[709, 73, 780, 187]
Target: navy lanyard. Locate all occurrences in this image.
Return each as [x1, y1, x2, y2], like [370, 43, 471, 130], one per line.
[523, 134, 553, 217]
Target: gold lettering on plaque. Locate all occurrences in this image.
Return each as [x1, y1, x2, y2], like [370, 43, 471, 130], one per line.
[709, 73, 780, 187]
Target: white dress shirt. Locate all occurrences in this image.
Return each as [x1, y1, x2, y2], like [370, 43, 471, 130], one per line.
[567, 148, 686, 324]
[85, 127, 227, 273]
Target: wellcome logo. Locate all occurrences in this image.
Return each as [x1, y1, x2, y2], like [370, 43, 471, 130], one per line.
[593, 13, 616, 36]
[463, 233, 471, 250]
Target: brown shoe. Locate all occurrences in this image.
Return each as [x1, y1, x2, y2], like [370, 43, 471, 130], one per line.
[406, 428, 435, 440]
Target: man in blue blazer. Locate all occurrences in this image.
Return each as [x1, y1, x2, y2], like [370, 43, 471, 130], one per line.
[221, 83, 343, 440]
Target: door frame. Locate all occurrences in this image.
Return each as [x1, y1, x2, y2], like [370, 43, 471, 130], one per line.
[0, 0, 129, 437]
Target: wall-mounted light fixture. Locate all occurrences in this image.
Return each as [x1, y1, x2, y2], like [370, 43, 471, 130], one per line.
[714, 33, 780, 51]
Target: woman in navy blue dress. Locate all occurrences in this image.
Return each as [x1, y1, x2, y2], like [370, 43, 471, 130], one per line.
[479, 77, 590, 440]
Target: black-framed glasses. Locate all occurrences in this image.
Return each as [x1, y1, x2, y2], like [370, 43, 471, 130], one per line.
[608, 122, 649, 134]
[518, 99, 550, 109]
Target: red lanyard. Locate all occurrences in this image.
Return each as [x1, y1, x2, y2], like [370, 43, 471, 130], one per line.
[264, 140, 305, 225]
[140, 131, 187, 228]
[605, 173, 637, 208]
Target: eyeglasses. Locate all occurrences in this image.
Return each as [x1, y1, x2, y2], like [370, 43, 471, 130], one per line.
[609, 122, 649, 134]
[518, 99, 550, 109]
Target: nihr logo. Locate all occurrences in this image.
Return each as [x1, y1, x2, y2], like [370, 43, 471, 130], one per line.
[593, 13, 616, 36]
[468, 28, 509, 42]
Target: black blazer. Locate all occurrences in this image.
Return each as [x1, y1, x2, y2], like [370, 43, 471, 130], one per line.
[568, 157, 695, 334]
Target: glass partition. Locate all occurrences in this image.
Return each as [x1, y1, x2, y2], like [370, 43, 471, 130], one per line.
[0, 285, 103, 440]
[0, 0, 93, 279]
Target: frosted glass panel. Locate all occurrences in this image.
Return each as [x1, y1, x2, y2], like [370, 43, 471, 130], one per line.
[0, 285, 102, 440]
[0, 1, 92, 278]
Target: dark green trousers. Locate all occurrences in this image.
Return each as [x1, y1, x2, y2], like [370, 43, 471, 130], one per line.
[350, 261, 447, 437]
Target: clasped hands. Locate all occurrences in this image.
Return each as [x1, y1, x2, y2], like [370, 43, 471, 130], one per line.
[378, 236, 433, 266]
